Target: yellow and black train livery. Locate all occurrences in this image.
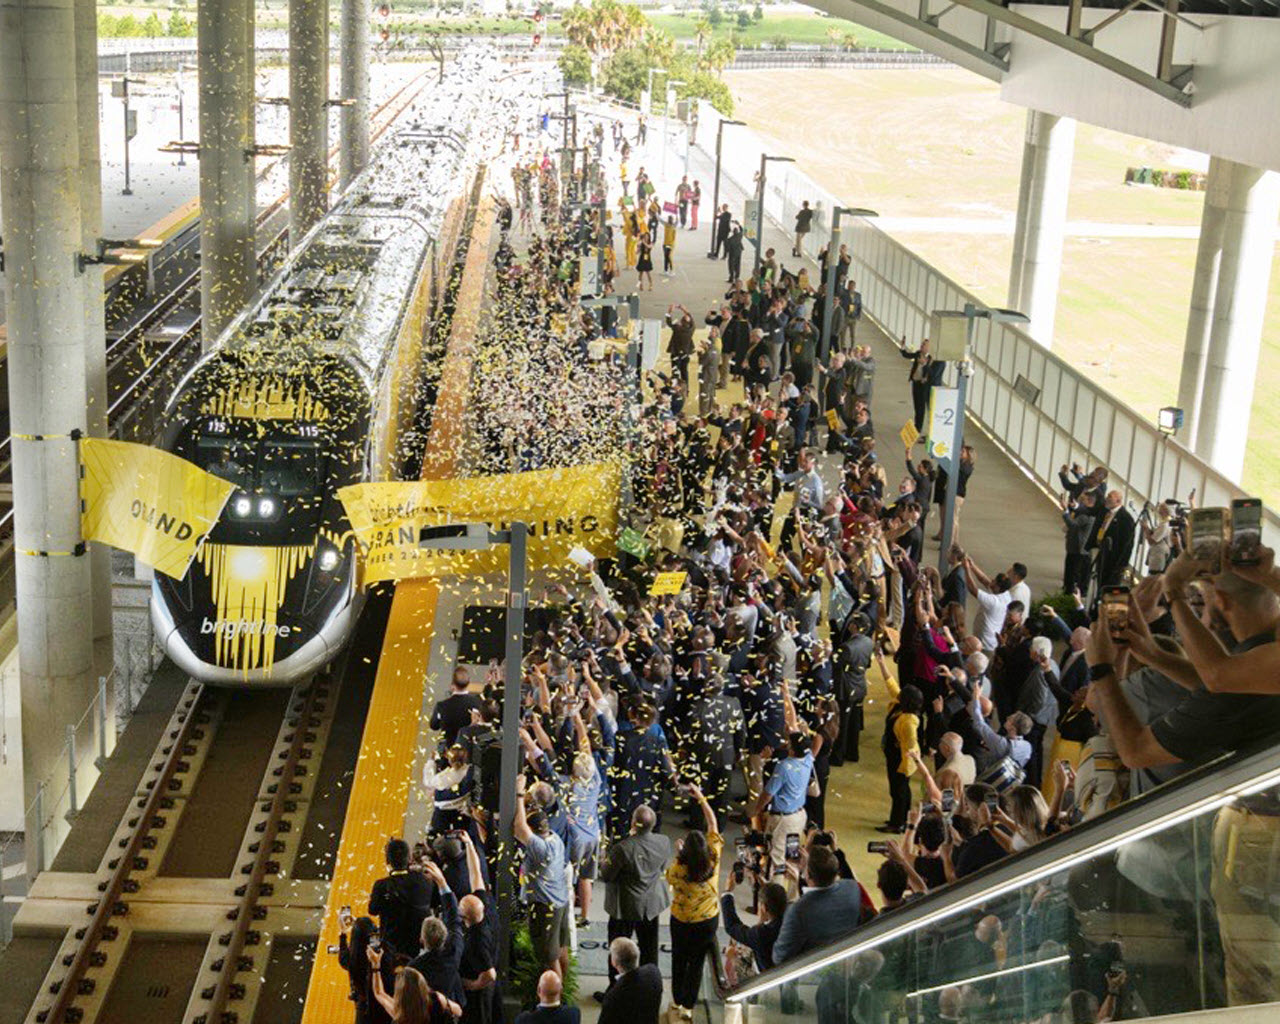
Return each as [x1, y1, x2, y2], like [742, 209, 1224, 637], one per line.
[151, 52, 539, 684]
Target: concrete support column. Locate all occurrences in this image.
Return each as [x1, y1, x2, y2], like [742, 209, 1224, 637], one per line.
[1013, 110, 1076, 347]
[1007, 112, 1036, 309]
[75, 0, 115, 664]
[339, 0, 370, 189]
[290, 0, 330, 242]
[198, 0, 257, 347]
[1195, 160, 1280, 483]
[1176, 156, 1230, 451]
[0, 0, 95, 871]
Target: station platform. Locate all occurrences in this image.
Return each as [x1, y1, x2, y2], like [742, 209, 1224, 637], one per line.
[290, 93, 1071, 1019]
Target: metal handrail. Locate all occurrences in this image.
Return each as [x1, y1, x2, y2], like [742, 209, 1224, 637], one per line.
[720, 737, 1280, 1002]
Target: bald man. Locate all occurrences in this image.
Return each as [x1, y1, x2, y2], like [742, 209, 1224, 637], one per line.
[458, 833, 498, 1024]
[597, 805, 671, 991]
[514, 971, 580, 1024]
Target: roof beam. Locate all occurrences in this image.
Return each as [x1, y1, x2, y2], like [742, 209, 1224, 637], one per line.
[947, 0, 1194, 105]
[832, 0, 1011, 71]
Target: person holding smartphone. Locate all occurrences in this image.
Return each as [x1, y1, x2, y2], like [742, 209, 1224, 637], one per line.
[339, 912, 394, 1024]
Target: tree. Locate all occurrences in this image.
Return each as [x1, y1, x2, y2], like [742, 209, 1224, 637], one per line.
[562, 0, 646, 88]
[752, 2, 763, 21]
[736, 10, 750, 29]
[167, 10, 194, 35]
[558, 43, 591, 87]
[142, 12, 163, 37]
[707, 3, 723, 28]
[840, 30, 859, 50]
[700, 35, 736, 73]
[693, 16, 712, 55]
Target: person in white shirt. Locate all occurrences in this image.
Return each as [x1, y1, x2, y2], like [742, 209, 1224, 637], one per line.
[963, 555, 1029, 652]
[938, 732, 977, 785]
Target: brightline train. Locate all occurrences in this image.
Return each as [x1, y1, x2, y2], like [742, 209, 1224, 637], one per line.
[151, 53, 546, 684]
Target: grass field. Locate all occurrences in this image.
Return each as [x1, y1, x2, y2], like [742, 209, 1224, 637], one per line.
[644, 11, 914, 50]
[727, 67, 1280, 503]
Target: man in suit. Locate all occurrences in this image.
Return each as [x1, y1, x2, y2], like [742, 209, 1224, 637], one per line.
[1042, 609, 1091, 696]
[773, 846, 871, 962]
[368, 837, 433, 959]
[598, 938, 663, 1024]
[713, 204, 732, 258]
[515, 970, 580, 1024]
[407, 861, 466, 1008]
[597, 804, 671, 991]
[1093, 490, 1136, 588]
[1061, 490, 1097, 594]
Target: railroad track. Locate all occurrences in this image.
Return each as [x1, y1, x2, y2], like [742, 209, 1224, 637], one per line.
[23, 675, 343, 1024]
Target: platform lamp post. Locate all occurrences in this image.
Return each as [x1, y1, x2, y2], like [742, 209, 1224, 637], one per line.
[818, 205, 877, 362]
[705, 118, 745, 258]
[753, 154, 793, 277]
[935, 304, 1030, 573]
[418, 522, 528, 978]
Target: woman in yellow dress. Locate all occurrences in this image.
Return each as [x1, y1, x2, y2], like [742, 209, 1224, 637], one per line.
[622, 207, 637, 269]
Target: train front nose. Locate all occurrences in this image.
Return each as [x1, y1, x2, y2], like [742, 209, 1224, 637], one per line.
[151, 541, 356, 685]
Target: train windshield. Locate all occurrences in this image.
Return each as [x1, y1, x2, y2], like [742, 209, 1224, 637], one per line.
[258, 440, 323, 497]
[194, 432, 324, 497]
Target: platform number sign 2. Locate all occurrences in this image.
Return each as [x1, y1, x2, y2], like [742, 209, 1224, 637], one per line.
[928, 387, 961, 466]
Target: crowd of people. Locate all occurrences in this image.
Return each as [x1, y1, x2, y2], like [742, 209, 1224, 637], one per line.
[335, 102, 1280, 1024]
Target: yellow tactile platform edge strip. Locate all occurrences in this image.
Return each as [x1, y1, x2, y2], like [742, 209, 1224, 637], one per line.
[299, 189, 496, 1024]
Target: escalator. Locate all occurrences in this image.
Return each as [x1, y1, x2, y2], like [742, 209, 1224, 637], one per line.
[704, 740, 1280, 1023]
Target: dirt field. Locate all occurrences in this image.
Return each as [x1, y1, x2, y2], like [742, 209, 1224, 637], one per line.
[726, 68, 1280, 503]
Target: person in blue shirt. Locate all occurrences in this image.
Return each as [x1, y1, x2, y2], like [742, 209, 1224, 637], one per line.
[750, 730, 815, 875]
[515, 776, 570, 979]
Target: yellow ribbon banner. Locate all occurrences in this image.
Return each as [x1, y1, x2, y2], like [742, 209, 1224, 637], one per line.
[80, 437, 236, 579]
[339, 463, 622, 584]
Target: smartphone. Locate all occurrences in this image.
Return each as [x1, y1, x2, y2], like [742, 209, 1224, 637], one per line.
[1229, 498, 1263, 566]
[1101, 586, 1131, 644]
[984, 792, 999, 813]
[866, 841, 890, 855]
[941, 788, 955, 816]
[369, 935, 382, 952]
[785, 833, 801, 862]
[327, 944, 339, 955]
[1188, 507, 1229, 575]
[921, 801, 937, 816]
[339, 905, 353, 928]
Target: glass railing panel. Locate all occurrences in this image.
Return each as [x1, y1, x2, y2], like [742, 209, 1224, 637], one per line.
[720, 759, 1280, 1023]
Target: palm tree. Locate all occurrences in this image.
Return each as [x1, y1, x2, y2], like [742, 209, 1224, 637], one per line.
[564, 0, 646, 87]
[840, 30, 859, 51]
[694, 16, 713, 56]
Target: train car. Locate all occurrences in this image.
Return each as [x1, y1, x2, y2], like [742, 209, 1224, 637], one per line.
[150, 53, 542, 684]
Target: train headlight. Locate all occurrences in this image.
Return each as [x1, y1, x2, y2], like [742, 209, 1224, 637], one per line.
[232, 496, 253, 518]
[258, 497, 277, 518]
[318, 548, 341, 572]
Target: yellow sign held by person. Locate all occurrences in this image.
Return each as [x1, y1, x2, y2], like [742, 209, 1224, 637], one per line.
[649, 571, 687, 596]
[825, 409, 840, 431]
[900, 421, 920, 449]
[80, 438, 236, 579]
[339, 463, 622, 584]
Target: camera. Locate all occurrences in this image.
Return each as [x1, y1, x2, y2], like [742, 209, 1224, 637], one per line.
[867, 841, 890, 855]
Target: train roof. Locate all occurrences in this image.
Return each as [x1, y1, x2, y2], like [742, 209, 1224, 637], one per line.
[202, 50, 549, 388]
